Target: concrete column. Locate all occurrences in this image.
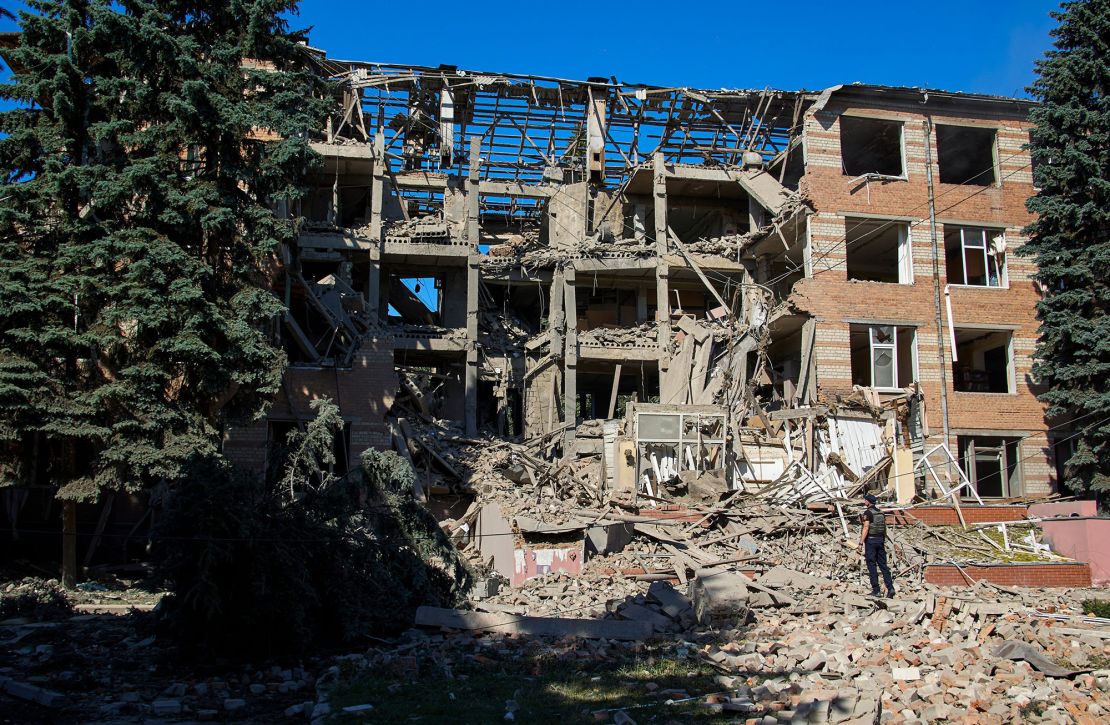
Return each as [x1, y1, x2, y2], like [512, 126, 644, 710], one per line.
[755, 256, 771, 285]
[586, 87, 607, 184]
[656, 264, 670, 375]
[653, 152, 671, 375]
[464, 254, 480, 436]
[366, 249, 380, 321]
[748, 195, 765, 233]
[370, 134, 385, 242]
[439, 88, 455, 169]
[563, 267, 578, 453]
[636, 286, 649, 323]
[653, 152, 668, 254]
[467, 137, 481, 248]
[367, 134, 387, 322]
[549, 268, 565, 356]
[461, 137, 483, 436]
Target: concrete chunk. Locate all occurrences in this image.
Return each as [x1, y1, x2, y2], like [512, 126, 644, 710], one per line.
[758, 565, 835, 590]
[647, 580, 694, 619]
[0, 677, 67, 708]
[414, 606, 651, 640]
[618, 603, 674, 632]
[689, 571, 751, 626]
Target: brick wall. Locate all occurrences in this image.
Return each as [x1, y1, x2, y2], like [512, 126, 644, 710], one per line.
[890, 505, 1029, 526]
[923, 562, 1092, 588]
[223, 337, 397, 473]
[793, 96, 1053, 496]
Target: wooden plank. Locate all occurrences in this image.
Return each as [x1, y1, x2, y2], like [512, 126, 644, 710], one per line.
[607, 363, 622, 419]
[414, 607, 651, 641]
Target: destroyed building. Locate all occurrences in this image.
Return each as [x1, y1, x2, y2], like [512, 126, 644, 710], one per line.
[218, 53, 1050, 537]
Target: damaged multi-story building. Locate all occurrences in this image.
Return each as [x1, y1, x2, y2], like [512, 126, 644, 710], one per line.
[222, 48, 1052, 517]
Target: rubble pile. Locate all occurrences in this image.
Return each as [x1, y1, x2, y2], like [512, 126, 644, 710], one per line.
[685, 233, 748, 257]
[578, 322, 659, 347]
[378, 214, 450, 239]
[0, 578, 73, 621]
[478, 308, 536, 352]
[410, 569, 1109, 724]
[692, 571, 1110, 724]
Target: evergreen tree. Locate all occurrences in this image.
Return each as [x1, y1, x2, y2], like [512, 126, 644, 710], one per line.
[0, 1, 329, 500]
[1022, 0, 1110, 496]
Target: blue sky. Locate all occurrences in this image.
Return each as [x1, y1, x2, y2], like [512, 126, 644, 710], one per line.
[1, 1, 1059, 97]
[0, 1, 1061, 313]
[293, 0, 1060, 98]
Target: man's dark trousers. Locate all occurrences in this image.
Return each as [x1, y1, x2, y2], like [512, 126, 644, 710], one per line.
[864, 537, 894, 594]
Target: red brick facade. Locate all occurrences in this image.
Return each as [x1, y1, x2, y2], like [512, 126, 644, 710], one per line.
[223, 338, 397, 472]
[795, 90, 1053, 497]
[923, 562, 1092, 588]
[890, 505, 1030, 526]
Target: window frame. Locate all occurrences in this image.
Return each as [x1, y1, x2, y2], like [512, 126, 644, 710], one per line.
[897, 224, 914, 284]
[935, 123, 1000, 187]
[845, 217, 915, 285]
[869, 325, 897, 389]
[839, 115, 907, 180]
[954, 227, 1007, 288]
[854, 323, 917, 392]
[952, 326, 1016, 394]
[959, 435, 1023, 499]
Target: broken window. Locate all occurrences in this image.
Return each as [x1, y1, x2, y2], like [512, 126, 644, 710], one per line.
[936, 124, 997, 185]
[953, 328, 1013, 393]
[945, 226, 1005, 287]
[958, 436, 1022, 498]
[635, 409, 726, 497]
[850, 324, 916, 390]
[845, 218, 913, 283]
[840, 116, 904, 177]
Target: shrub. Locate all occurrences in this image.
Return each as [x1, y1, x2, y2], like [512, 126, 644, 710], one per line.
[153, 400, 470, 658]
[1081, 598, 1110, 619]
[0, 578, 72, 620]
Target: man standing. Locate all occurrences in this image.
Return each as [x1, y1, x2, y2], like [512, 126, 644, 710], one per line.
[858, 494, 895, 598]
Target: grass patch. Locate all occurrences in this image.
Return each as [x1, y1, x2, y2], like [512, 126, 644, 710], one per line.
[977, 526, 1056, 563]
[327, 642, 740, 723]
[1081, 598, 1110, 619]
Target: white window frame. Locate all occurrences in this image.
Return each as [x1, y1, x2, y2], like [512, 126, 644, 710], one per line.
[960, 436, 1023, 498]
[897, 224, 914, 284]
[952, 326, 1016, 394]
[845, 218, 914, 284]
[956, 228, 1007, 288]
[869, 325, 897, 390]
[865, 324, 916, 392]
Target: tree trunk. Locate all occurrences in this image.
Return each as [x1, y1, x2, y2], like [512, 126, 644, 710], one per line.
[61, 500, 77, 589]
